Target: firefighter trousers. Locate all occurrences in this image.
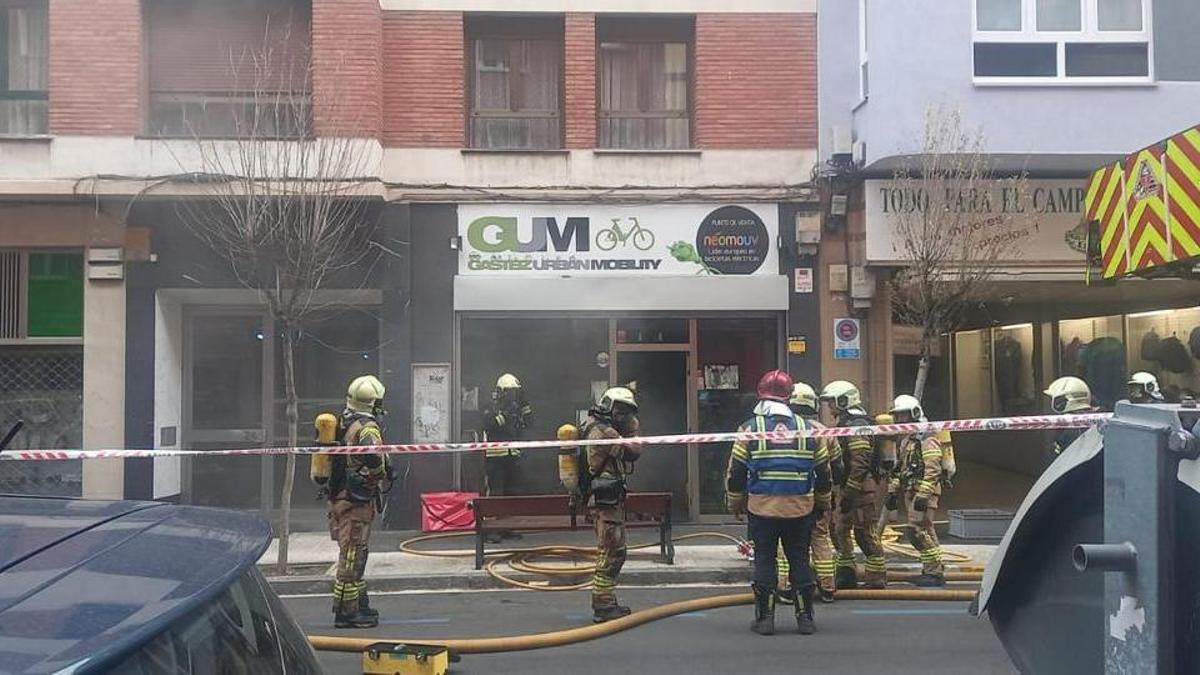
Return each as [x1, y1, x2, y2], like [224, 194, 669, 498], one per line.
[906, 492, 943, 576]
[810, 507, 837, 592]
[330, 498, 375, 616]
[592, 505, 627, 610]
[750, 512, 816, 592]
[833, 490, 887, 585]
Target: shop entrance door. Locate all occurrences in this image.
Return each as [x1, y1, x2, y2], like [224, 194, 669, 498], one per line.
[615, 350, 691, 519]
[182, 309, 273, 512]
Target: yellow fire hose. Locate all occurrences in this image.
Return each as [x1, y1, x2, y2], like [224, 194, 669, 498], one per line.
[305, 528, 983, 654]
[308, 588, 977, 654]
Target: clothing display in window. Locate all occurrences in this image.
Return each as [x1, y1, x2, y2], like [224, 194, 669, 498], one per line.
[1140, 329, 1162, 363]
[1190, 327, 1200, 360]
[1080, 337, 1126, 411]
[1061, 337, 1085, 377]
[1158, 336, 1193, 374]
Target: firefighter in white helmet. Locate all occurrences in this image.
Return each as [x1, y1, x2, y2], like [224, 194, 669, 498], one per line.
[786, 382, 838, 602]
[885, 394, 946, 587]
[820, 380, 889, 589]
[328, 375, 391, 628]
[582, 386, 642, 623]
[1127, 371, 1164, 404]
[1044, 376, 1096, 456]
[481, 373, 533, 496]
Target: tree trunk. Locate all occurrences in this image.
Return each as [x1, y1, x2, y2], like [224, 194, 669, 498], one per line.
[276, 324, 300, 575]
[913, 353, 931, 401]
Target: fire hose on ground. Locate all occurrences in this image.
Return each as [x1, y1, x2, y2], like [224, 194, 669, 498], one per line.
[306, 527, 983, 654]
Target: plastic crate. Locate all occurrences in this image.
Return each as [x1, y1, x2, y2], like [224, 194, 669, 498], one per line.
[948, 509, 1014, 540]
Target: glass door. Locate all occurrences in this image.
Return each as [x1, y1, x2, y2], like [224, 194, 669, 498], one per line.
[615, 350, 690, 519]
[182, 309, 271, 511]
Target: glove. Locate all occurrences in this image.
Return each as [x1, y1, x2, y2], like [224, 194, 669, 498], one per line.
[913, 495, 929, 512]
[885, 492, 898, 512]
[839, 494, 855, 515]
[727, 493, 747, 520]
[814, 496, 831, 515]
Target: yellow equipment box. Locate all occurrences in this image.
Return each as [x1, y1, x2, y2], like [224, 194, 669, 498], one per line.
[362, 642, 451, 675]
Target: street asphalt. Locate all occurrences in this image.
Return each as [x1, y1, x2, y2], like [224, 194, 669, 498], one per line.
[284, 586, 1016, 674]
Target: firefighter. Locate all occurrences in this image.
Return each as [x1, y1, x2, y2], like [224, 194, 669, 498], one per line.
[787, 381, 838, 603]
[727, 371, 831, 636]
[820, 380, 888, 589]
[583, 386, 641, 623]
[886, 395, 945, 587]
[481, 374, 532, 498]
[1127, 371, 1164, 404]
[1044, 376, 1097, 456]
[329, 375, 391, 628]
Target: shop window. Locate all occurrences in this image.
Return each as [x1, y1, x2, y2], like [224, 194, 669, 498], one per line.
[146, 0, 312, 138]
[1058, 315, 1125, 409]
[1127, 307, 1200, 403]
[0, 1, 48, 136]
[467, 16, 562, 150]
[0, 346, 83, 495]
[993, 324, 1036, 416]
[597, 16, 692, 150]
[974, 0, 1150, 83]
[0, 250, 83, 339]
[615, 318, 688, 345]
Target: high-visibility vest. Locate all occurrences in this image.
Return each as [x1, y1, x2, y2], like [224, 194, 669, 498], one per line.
[745, 414, 815, 497]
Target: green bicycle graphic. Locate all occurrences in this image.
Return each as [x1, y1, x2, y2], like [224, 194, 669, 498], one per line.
[596, 217, 655, 251]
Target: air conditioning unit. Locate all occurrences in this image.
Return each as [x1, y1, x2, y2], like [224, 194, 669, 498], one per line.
[852, 140, 867, 167]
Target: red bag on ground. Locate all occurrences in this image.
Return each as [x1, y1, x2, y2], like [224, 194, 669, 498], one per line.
[420, 491, 478, 533]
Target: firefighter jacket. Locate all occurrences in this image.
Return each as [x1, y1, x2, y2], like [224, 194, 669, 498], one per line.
[482, 398, 532, 458]
[835, 408, 879, 499]
[585, 417, 640, 481]
[889, 433, 943, 500]
[331, 410, 388, 504]
[725, 400, 832, 519]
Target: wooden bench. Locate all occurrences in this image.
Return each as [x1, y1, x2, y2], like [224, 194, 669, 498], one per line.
[468, 492, 675, 570]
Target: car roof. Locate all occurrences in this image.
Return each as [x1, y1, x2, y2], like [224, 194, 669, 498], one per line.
[0, 495, 272, 674]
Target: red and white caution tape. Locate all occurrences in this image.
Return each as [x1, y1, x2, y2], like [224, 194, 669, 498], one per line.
[0, 412, 1110, 461]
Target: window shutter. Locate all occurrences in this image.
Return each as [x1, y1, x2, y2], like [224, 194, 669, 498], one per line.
[0, 251, 20, 339]
[146, 0, 311, 94]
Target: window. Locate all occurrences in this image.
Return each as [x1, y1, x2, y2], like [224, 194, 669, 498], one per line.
[467, 17, 563, 150]
[598, 17, 692, 150]
[0, 1, 48, 135]
[147, 0, 312, 138]
[974, 0, 1151, 82]
[0, 250, 83, 340]
[859, 0, 870, 100]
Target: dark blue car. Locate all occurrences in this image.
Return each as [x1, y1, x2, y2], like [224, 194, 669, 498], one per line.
[0, 496, 324, 674]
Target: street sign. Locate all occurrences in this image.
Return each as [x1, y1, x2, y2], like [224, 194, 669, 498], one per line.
[833, 318, 861, 359]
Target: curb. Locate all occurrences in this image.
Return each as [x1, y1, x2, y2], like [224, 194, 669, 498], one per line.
[266, 567, 753, 595]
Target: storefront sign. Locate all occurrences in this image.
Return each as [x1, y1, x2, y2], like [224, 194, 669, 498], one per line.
[458, 204, 779, 276]
[833, 318, 861, 359]
[864, 179, 1088, 264]
[794, 267, 813, 293]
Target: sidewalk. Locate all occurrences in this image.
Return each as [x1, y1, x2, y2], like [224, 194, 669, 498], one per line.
[262, 525, 997, 595]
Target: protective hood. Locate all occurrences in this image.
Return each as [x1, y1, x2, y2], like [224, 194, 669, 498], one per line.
[753, 400, 794, 418]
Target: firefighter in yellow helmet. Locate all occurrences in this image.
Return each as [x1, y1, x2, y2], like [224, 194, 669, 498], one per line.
[329, 375, 391, 628]
[1127, 371, 1164, 404]
[885, 395, 945, 586]
[582, 386, 641, 623]
[820, 380, 889, 589]
[1044, 376, 1096, 456]
[786, 381, 838, 603]
[481, 373, 533, 494]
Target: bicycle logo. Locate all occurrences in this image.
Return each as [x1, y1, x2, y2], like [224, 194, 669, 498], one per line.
[596, 217, 655, 251]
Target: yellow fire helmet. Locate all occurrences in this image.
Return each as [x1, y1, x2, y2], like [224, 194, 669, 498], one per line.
[790, 382, 818, 411]
[1044, 376, 1092, 413]
[496, 373, 522, 390]
[820, 380, 862, 411]
[346, 375, 386, 414]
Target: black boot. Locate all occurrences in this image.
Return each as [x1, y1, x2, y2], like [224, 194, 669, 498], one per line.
[358, 590, 379, 619]
[818, 586, 836, 604]
[592, 605, 633, 623]
[751, 585, 776, 636]
[794, 587, 817, 635]
[912, 573, 946, 587]
[835, 567, 858, 590]
[334, 609, 379, 629]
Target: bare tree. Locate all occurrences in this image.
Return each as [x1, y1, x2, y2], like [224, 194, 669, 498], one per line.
[888, 106, 1029, 400]
[168, 24, 380, 573]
